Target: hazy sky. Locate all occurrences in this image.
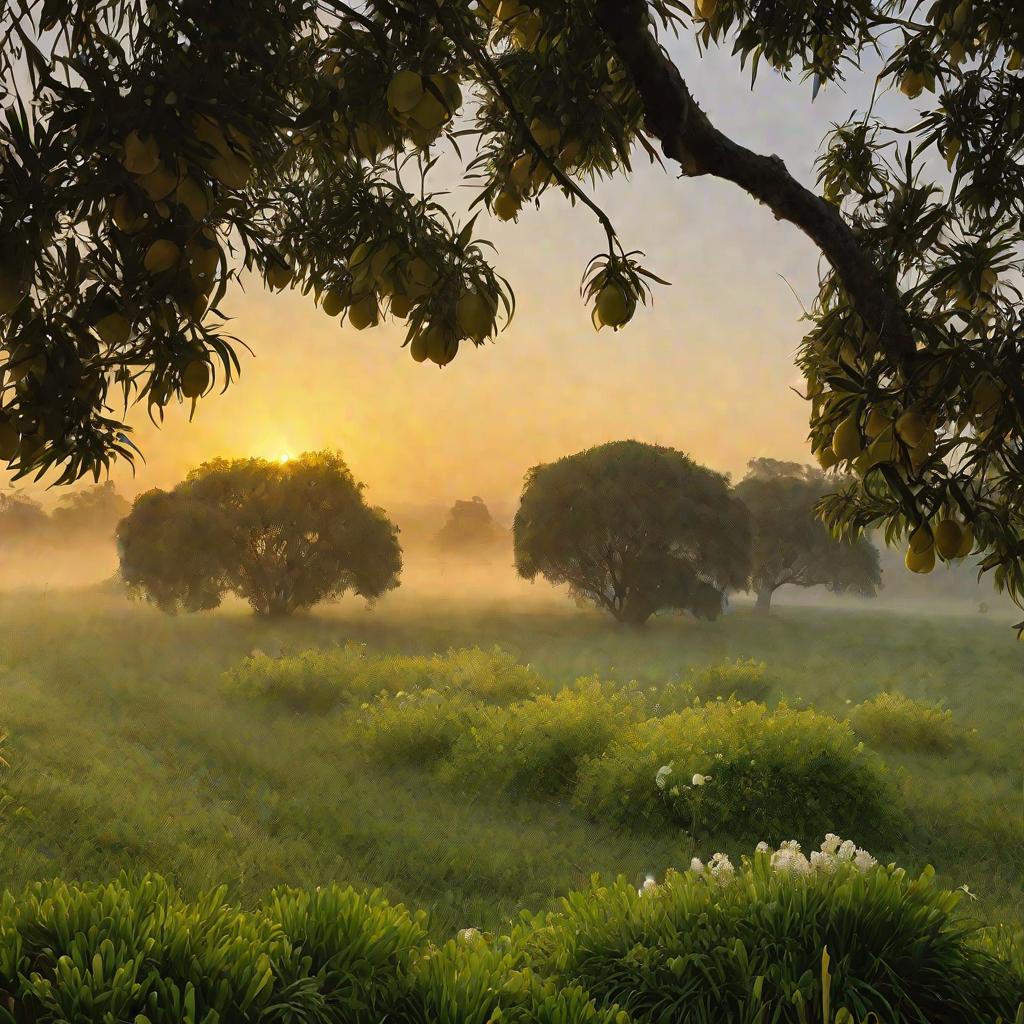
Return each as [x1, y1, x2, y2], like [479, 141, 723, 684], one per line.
[19, 31, 905, 514]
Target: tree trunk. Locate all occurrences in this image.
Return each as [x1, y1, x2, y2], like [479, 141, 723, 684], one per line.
[614, 600, 653, 627]
[755, 588, 775, 614]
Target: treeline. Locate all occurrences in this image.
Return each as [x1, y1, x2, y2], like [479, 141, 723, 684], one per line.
[0, 482, 129, 548]
[113, 444, 886, 621]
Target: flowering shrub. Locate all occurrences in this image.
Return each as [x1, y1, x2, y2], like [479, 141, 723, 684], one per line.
[849, 691, 962, 754]
[522, 837, 1024, 1024]
[0, 862, 1018, 1024]
[573, 700, 893, 842]
[359, 688, 480, 766]
[689, 658, 772, 704]
[443, 680, 642, 796]
[222, 644, 542, 713]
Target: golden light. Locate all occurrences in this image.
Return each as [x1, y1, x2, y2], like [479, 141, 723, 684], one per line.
[277, 452, 293, 464]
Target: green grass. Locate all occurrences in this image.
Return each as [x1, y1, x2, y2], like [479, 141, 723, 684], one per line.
[0, 589, 1021, 939]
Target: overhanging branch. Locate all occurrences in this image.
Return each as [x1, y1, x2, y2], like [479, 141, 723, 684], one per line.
[593, 0, 916, 365]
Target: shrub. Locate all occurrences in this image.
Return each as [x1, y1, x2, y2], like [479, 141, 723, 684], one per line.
[443, 680, 642, 797]
[522, 837, 1024, 1024]
[573, 700, 893, 842]
[223, 644, 542, 713]
[689, 658, 772, 703]
[0, 864, 1018, 1024]
[359, 688, 480, 766]
[849, 691, 961, 753]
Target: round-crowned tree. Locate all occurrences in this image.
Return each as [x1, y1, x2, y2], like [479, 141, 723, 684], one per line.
[736, 458, 881, 614]
[513, 441, 751, 625]
[117, 451, 401, 616]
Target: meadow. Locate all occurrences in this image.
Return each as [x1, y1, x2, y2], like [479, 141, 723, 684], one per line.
[0, 585, 1020, 947]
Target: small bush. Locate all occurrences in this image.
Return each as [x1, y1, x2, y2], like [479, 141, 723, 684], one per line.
[443, 680, 642, 797]
[850, 691, 960, 753]
[360, 688, 480, 766]
[690, 658, 772, 703]
[223, 644, 542, 713]
[523, 837, 1024, 1024]
[573, 700, 893, 842]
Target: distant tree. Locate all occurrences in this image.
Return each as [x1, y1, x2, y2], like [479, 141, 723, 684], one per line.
[117, 451, 402, 616]
[0, 492, 48, 542]
[436, 496, 504, 553]
[514, 441, 751, 626]
[736, 459, 881, 615]
[50, 482, 131, 540]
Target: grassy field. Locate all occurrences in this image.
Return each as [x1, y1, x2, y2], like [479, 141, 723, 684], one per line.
[0, 587, 1021, 939]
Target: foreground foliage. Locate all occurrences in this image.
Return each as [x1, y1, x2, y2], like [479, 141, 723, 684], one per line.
[0, 848, 1019, 1024]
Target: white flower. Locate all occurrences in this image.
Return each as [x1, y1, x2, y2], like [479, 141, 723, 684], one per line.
[838, 839, 857, 861]
[668, 785, 680, 797]
[458, 927, 482, 944]
[691, 773, 709, 787]
[854, 848, 878, 872]
[689, 857, 705, 873]
[655, 764, 674, 790]
[709, 852, 734, 880]
[821, 834, 842, 856]
[755, 841, 770, 854]
[639, 875, 658, 895]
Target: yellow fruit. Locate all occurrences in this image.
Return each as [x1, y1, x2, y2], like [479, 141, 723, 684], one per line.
[595, 283, 632, 328]
[138, 161, 180, 201]
[909, 524, 934, 554]
[529, 117, 560, 150]
[322, 290, 347, 317]
[864, 427, 897, 467]
[187, 239, 220, 282]
[895, 410, 928, 447]
[207, 152, 251, 189]
[181, 360, 210, 398]
[934, 519, 964, 561]
[143, 239, 181, 274]
[865, 407, 893, 439]
[558, 139, 582, 168]
[0, 420, 19, 460]
[266, 261, 293, 290]
[513, 12, 543, 50]
[387, 70, 424, 114]
[944, 136, 961, 170]
[456, 290, 495, 341]
[347, 293, 378, 330]
[510, 155, 533, 190]
[493, 190, 521, 221]
[815, 446, 839, 471]
[371, 241, 401, 282]
[408, 91, 449, 132]
[389, 293, 413, 319]
[425, 325, 457, 366]
[192, 115, 230, 157]
[905, 544, 936, 574]
[900, 70, 928, 98]
[695, 0, 718, 19]
[955, 523, 974, 558]
[408, 257, 438, 291]
[95, 313, 131, 346]
[112, 194, 148, 234]
[175, 177, 212, 220]
[410, 331, 430, 363]
[122, 130, 161, 175]
[831, 415, 862, 461]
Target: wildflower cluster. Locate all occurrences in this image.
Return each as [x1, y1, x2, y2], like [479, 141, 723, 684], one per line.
[643, 835, 878, 896]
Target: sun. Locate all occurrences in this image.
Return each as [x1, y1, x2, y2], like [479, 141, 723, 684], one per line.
[277, 452, 293, 464]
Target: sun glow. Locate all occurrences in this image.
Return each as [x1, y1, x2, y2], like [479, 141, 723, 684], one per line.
[277, 452, 293, 464]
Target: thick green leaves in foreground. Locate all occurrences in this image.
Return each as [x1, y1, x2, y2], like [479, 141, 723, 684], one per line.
[2, 1, 1024, 612]
[0, 855, 1019, 1023]
[513, 440, 751, 625]
[117, 450, 402, 615]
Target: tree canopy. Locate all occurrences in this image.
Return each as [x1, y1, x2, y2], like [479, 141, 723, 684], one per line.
[513, 440, 751, 625]
[116, 450, 402, 615]
[735, 458, 881, 613]
[1, 1, 1024, 612]
[436, 496, 504, 552]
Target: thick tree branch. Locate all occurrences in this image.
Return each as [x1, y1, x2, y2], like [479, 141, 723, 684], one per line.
[593, 0, 916, 364]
